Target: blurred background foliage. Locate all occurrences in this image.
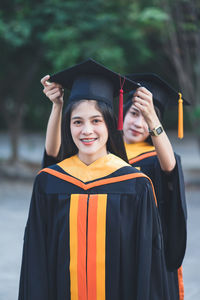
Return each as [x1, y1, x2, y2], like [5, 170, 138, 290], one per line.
[0, 0, 200, 161]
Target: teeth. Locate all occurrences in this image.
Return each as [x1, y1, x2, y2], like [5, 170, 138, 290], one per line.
[82, 139, 96, 142]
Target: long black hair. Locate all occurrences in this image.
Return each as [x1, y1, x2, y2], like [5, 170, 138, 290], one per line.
[58, 100, 128, 163]
[123, 99, 162, 145]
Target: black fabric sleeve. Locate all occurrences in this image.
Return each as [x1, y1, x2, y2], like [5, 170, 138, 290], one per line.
[41, 149, 59, 168]
[156, 153, 187, 270]
[18, 176, 49, 300]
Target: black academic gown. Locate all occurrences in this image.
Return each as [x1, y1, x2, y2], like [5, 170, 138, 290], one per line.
[19, 154, 173, 300]
[126, 142, 187, 300]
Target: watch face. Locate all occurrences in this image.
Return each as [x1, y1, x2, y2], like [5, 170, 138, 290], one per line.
[156, 127, 163, 135]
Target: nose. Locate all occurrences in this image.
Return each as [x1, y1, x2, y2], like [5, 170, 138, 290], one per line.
[133, 115, 143, 128]
[81, 121, 93, 135]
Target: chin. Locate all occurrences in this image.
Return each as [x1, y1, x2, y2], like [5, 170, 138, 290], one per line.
[82, 147, 100, 155]
[126, 135, 142, 144]
[131, 139, 140, 144]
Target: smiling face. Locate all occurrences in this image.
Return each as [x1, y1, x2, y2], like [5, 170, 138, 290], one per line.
[70, 100, 109, 165]
[123, 104, 149, 144]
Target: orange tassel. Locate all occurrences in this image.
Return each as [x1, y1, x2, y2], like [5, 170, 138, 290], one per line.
[178, 92, 184, 139]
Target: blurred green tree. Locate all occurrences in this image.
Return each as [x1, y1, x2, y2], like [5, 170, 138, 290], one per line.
[0, 0, 51, 161]
[0, 0, 199, 162]
[0, 0, 161, 161]
[156, 0, 200, 140]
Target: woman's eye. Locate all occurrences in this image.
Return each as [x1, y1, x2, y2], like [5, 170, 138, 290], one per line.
[92, 119, 101, 124]
[74, 120, 82, 125]
[131, 111, 137, 116]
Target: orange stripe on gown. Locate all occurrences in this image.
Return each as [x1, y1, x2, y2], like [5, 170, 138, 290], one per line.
[70, 194, 107, 300]
[87, 195, 98, 300]
[96, 195, 107, 300]
[129, 151, 157, 164]
[178, 266, 184, 300]
[87, 194, 107, 300]
[39, 168, 148, 190]
[70, 194, 88, 300]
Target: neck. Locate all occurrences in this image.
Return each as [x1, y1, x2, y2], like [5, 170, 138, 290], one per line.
[123, 136, 147, 145]
[78, 149, 108, 165]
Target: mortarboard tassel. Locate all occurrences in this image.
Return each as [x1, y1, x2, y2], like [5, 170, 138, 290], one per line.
[178, 92, 184, 139]
[118, 76, 125, 130]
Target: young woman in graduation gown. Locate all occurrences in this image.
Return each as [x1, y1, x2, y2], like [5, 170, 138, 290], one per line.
[123, 73, 188, 300]
[18, 60, 171, 300]
[40, 70, 188, 300]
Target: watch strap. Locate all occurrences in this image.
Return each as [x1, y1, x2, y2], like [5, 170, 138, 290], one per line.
[149, 125, 164, 136]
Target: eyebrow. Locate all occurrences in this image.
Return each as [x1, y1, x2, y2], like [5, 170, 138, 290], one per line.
[71, 114, 102, 120]
[130, 106, 139, 113]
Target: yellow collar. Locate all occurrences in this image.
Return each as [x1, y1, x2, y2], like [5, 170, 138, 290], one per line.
[57, 153, 130, 182]
[125, 142, 155, 161]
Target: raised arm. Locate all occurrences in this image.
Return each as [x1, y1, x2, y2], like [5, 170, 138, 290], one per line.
[133, 87, 176, 172]
[41, 75, 63, 157]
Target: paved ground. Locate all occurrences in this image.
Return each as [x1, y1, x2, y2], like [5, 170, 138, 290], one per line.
[0, 131, 200, 299]
[0, 180, 199, 300]
[0, 180, 31, 300]
[183, 187, 200, 299]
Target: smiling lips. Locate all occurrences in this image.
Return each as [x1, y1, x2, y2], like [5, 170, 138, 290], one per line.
[80, 138, 98, 145]
[130, 129, 142, 136]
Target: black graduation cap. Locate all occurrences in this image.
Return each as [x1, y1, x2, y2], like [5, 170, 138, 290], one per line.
[125, 73, 190, 138]
[49, 58, 140, 130]
[126, 73, 190, 112]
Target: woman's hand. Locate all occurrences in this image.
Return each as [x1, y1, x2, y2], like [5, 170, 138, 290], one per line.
[133, 87, 159, 129]
[41, 75, 63, 157]
[133, 87, 176, 172]
[41, 75, 64, 107]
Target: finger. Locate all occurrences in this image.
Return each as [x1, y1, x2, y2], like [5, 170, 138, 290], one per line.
[45, 83, 63, 93]
[48, 91, 62, 101]
[46, 82, 62, 88]
[43, 83, 62, 94]
[136, 86, 152, 96]
[133, 96, 148, 107]
[43, 84, 56, 92]
[46, 87, 63, 97]
[135, 88, 152, 97]
[134, 101, 148, 113]
[41, 75, 50, 87]
[134, 90, 152, 103]
[137, 86, 151, 95]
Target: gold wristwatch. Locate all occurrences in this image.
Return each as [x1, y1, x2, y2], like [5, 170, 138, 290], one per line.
[148, 125, 164, 136]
